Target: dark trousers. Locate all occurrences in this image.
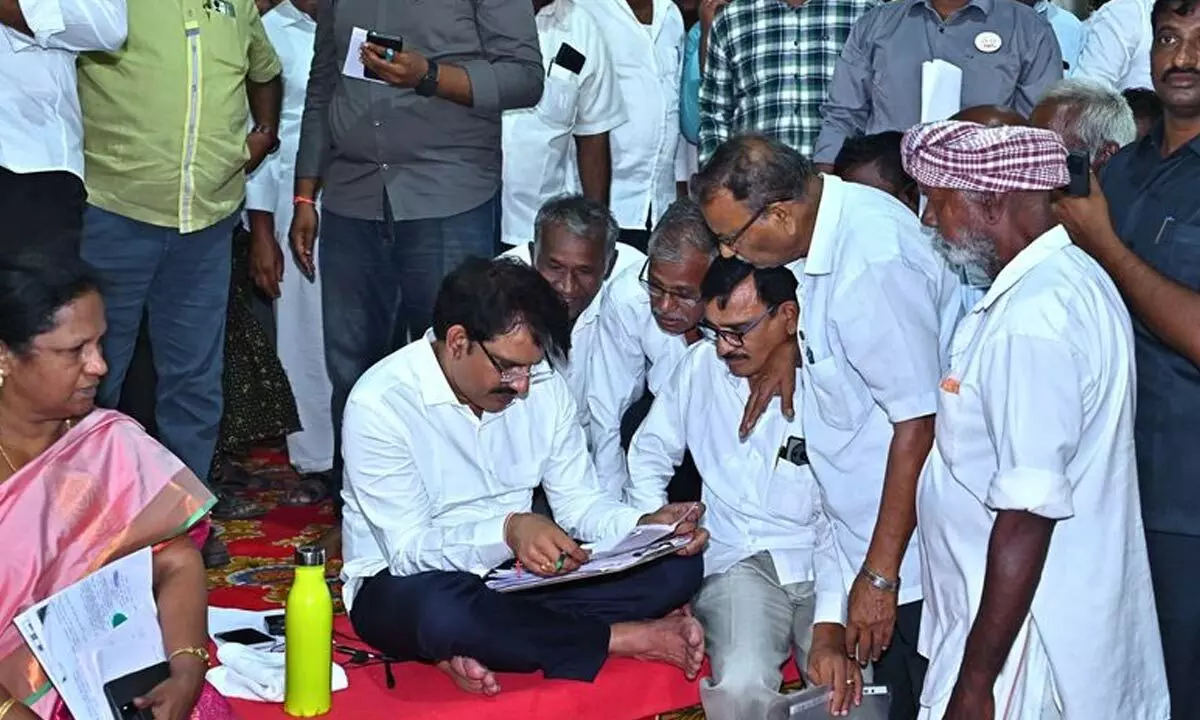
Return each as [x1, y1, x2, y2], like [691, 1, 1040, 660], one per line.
[872, 600, 926, 720]
[0, 166, 85, 256]
[320, 195, 499, 512]
[350, 554, 703, 682]
[81, 205, 237, 483]
[1146, 530, 1200, 720]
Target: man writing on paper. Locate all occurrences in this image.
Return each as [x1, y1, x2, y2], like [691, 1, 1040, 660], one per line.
[586, 200, 717, 499]
[501, 196, 644, 430]
[341, 257, 709, 695]
[628, 257, 862, 719]
[811, 0, 1062, 169]
[903, 120, 1167, 719]
[694, 134, 962, 720]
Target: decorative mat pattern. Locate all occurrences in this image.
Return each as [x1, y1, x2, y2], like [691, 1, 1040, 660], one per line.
[205, 452, 734, 719]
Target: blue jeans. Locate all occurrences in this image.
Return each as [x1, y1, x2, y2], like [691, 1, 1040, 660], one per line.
[320, 194, 500, 504]
[81, 205, 237, 483]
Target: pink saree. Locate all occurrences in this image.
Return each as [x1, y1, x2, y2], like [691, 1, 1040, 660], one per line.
[0, 409, 233, 719]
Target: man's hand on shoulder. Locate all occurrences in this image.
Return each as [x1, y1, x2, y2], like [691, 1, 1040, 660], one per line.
[503, 513, 589, 576]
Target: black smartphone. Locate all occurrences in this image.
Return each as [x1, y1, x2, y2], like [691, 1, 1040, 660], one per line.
[104, 662, 170, 720]
[364, 31, 404, 81]
[553, 43, 586, 75]
[215, 627, 275, 646]
[265, 613, 286, 636]
[1066, 150, 1090, 197]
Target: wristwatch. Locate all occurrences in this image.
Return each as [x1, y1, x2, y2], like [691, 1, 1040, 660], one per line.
[251, 124, 280, 155]
[414, 59, 440, 98]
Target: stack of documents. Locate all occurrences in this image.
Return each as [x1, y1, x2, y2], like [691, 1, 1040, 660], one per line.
[13, 548, 164, 720]
[486, 522, 691, 592]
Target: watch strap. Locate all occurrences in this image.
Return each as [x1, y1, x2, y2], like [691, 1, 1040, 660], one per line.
[415, 59, 439, 97]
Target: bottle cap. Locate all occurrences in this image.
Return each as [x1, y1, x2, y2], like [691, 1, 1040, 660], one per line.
[294, 545, 326, 567]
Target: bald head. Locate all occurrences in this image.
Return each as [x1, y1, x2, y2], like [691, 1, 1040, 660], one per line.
[950, 105, 1028, 127]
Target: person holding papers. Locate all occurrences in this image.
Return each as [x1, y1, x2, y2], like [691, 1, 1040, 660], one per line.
[628, 257, 861, 719]
[341, 257, 708, 696]
[902, 120, 1167, 719]
[0, 252, 228, 720]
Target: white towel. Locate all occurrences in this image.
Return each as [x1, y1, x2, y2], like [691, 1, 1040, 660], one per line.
[206, 643, 349, 703]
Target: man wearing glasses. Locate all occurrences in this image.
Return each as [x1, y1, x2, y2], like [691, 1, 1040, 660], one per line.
[693, 134, 962, 720]
[586, 199, 718, 499]
[627, 257, 863, 719]
[340, 257, 710, 695]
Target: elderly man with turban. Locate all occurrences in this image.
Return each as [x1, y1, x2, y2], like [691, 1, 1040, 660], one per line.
[903, 120, 1168, 720]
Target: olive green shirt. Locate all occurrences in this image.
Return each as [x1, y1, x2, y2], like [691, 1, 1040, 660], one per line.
[78, 0, 282, 233]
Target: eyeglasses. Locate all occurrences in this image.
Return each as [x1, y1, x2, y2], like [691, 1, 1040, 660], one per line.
[478, 342, 554, 385]
[698, 307, 776, 348]
[638, 261, 703, 308]
[716, 199, 788, 249]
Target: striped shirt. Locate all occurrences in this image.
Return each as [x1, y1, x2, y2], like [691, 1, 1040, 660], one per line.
[699, 0, 874, 162]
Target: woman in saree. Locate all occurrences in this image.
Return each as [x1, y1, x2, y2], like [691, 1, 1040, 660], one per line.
[0, 252, 233, 720]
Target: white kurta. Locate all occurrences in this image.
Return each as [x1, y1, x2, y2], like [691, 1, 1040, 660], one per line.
[245, 1, 334, 473]
[916, 227, 1168, 718]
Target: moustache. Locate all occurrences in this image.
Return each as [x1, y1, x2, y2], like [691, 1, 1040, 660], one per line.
[1164, 67, 1200, 81]
[720, 352, 750, 362]
[490, 387, 518, 397]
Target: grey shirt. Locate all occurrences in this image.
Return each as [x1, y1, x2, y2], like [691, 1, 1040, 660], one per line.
[811, 0, 1062, 164]
[296, 0, 544, 221]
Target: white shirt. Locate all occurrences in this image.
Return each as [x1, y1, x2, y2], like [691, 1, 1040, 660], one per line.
[0, 0, 126, 177]
[339, 333, 644, 610]
[1037, 1, 1083, 73]
[245, 1, 315, 220]
[500, 240, 647, 428]
[578, 0, 685, 231]
[500, 1, 627, 247]
[916, 227, 1167, 717]
[1071, 0, 1153, 91]
[795, 175, 962, 606]
[628, 342, 847, 624]
[585, 262, 695, 496]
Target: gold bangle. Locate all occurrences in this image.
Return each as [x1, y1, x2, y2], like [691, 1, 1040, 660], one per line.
[168, 646, 211, 665]
[0, 698, 19, 720]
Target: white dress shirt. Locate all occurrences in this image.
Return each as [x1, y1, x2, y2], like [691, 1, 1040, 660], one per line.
[628, 342, 847, 624]
[500, 0, 627, 246]
[794, 175, 962, 606]
[586, 262, 694, 496]
[339, 333, 644, 610]
[916, 226, 1167, 718]
[1037, 1, 1083, 73]
[578, 0, 685, 231]
[500, 240, 647, 429]
[0, 0, 126, 177]
[1072, 0, 1153, 91]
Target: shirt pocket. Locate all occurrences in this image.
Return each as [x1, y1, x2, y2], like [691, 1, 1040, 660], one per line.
[765, 460, 820, 525]
[959, 51, 1020, 108]
[495, 460, 544, 492]
[535, 73, 581, 129]
[1163, 222, 1200, 291]
[200, 12, 249, 78]
[805, 354, 874, 432]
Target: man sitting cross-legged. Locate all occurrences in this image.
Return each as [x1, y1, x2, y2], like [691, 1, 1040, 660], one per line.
[627, 257, 863, 719]
[341, 257, 708, 695]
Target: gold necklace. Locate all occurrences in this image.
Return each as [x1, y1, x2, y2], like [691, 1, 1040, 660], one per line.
[0, 419, 75, 474]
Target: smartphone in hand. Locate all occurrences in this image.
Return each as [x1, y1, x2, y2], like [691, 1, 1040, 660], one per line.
[364, 31, 404, 81]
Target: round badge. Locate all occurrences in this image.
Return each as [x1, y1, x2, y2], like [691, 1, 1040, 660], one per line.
[974, 31, 1002, 53]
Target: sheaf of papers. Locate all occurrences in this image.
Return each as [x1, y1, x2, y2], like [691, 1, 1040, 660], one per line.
[485, 522, 691, 592]
[920, 59, 963, 123]
[342, 26, 387, 85]
[13, 548, 163, 720]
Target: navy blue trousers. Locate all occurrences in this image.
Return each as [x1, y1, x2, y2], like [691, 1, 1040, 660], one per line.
[1146, 530, 1200, 720]
[349, 554, 703, 682]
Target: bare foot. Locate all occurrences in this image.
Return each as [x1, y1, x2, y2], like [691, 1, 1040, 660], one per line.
[437, 656, 501, 695]
[609, 615, 706, 680]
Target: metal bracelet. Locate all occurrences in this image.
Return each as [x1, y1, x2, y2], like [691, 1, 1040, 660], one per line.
[860, 564, 901, 592]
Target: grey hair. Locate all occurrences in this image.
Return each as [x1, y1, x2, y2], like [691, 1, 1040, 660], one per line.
[533, 194, 619, 270]
[647, 199, 719, 264]
[1039, 78, 1138, 155]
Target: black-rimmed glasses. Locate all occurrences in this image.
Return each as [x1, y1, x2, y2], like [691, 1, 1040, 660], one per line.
[638, 261, 703, 308]
[478, 342, 554, 385]
[716, 198, 789, 249]
[698, 307, 775, 347]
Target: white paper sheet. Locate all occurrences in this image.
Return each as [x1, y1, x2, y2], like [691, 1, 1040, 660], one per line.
[342, 27, 387, 86]
[485, 531, 692, 592]
[13, 548, 161, 720]
[920, 59, 963, 123]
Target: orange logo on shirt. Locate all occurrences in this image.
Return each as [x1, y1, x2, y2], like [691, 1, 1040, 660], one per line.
[940, 377, 961, 395]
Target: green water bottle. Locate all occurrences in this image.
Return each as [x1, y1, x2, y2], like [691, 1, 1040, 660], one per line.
[284, 545, 333, 717]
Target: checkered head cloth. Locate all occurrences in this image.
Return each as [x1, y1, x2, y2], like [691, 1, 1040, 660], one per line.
[900, 120, 1069, 193]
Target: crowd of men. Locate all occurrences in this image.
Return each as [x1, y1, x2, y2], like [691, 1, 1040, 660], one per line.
[2, 0, 1199, 717]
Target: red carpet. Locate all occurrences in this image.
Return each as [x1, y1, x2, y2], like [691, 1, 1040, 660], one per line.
[206, 453, 799, 719]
